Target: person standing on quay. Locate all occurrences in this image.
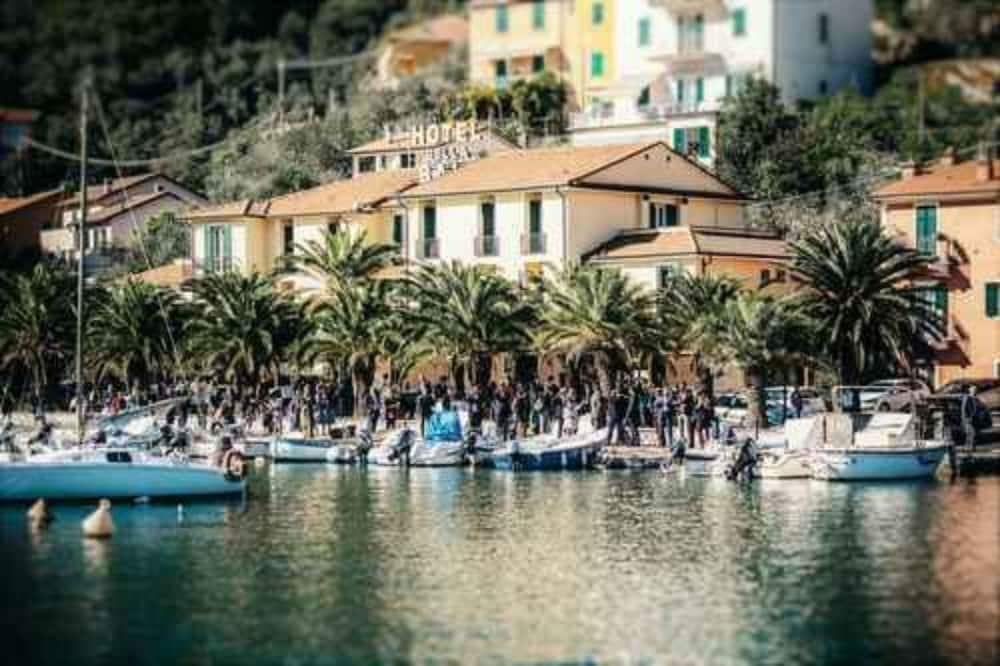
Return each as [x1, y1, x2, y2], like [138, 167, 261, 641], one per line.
[681, 387, 696, 448]
[605, 382, 627, 447]
[550, 384, 565, 438]
[515, 386, 531, 438]
[417, 381, 433, 437]
[493, 385, 512, 441]
[652, 388, 667, 448]
[365, 387, 382, 434]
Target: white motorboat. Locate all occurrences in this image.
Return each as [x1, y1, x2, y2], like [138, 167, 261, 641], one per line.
[270, 424, 360, 462]
[0, 447, 245, 501]
[756, 417, 820, 479]
[370, 408, 471, 467]
[810, 411, 948, 481]
[238, 435, 272, 459]
[488, 428, 606, 471]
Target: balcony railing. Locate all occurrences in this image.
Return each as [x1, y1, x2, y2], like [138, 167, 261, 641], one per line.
[418, 238, 440, 260]
[569, 101, 721, 131]
[928, 314, 968, 352]
[521, 233, 547, 255]
[474, 235, 499, 257]
[198, 256, 238, 274]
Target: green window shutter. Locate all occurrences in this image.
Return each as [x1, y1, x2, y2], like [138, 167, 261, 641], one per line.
[423, 206, 436, 239]
[529, 200, 543, 234]
[222, 225, 232, 269]
[916, 205, 937, 255]
[733, 8, 746, 36]
[591, 52, 605, 78]
[533, 1, 545, 30]
[592, 2, 604, 25]
[676, 79, 684, 102]
[935, 287, 948, 321]
[638, 86, 651, 106]
[392, 215, 404, 245]
[986, 283, 1000, 318]
[673, 128, 687, 153]
[639, 18, 651, 46]
[698, 127, 711, 157]
[665, 205, 679, 227]
[203, 226, 214, 272]
[695, 77, 704, 103]
[481, 201, 495, 236]
[496, 6, 508, 33]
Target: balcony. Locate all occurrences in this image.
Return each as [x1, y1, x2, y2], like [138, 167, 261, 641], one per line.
[474, 235, 499, 257]
[418, 238, 440, 260]
[649, 0, 728, 19]
[570, 100, 721, 131]
[521, 233, 547, 255]
[929, 314, 969, 352]
[197, 256, 239, 275]
[924, 237, 966, 279]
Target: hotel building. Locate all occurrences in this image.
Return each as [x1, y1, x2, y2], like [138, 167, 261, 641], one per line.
[568, 0, 875, 165]
[873, 150, 1000, 385]
[185, 138, 787, 297]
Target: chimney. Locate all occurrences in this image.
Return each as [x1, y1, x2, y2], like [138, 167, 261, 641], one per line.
[938, 146, 956, 167]
[975, 143, 994, 182]
[900, 160, 920, 179]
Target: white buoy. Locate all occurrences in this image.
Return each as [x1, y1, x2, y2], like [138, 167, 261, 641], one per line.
[254, 456, 266, 468]
[27, 498, 54, 526]
[82, 499, 114, 539]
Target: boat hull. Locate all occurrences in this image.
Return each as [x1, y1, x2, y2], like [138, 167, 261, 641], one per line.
[811, 445, 949, 481]
[0, 462, 244, 501]
[270, 437, 357, 463]
[757, 451, 813, 479]
[489, 431, 605, 471]
[682, 450, 722, 477]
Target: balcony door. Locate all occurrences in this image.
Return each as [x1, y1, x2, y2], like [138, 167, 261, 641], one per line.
[204, 224, 232, 273]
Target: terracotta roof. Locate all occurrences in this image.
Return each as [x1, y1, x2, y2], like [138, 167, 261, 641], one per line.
[586, 227, 787, 262]
[402, 142, 657, 197]
[873, 160, 1000, 198]
[0, 188, 64, 217]
[0, 108, 39, 123]
[129, 260, 194, 288]
[389, 14, 467, 44]
[266, 170, 417, 217]
[184, 200, 258, 221]
[56, 173, 170, 207]
[347, 127, 519, 155]
[86, 191, 192, 223]
[186, 171, 418, 222]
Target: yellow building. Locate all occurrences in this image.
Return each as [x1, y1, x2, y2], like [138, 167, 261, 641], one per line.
[569, 0, 616, 111]
[468, 0, 575, 97]
[873, 151, 1000, 384]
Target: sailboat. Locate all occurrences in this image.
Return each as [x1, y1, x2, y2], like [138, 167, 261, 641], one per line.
[0, 85, 246, 501]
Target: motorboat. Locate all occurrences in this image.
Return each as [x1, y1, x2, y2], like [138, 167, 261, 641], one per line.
[810, 411, 948, 481]
[369, 410, 469, 467]
[0, 447, 245, 501]
[270, 423, 360, 462]
[756, 417, 820, 479]
[488, 428, 606, 471]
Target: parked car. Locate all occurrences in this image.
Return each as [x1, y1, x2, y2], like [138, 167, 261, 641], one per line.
[715, 388, 825, 428]
[923, 394, 996, 447]
[933, 378, 1000, 413]
[858, 379, 931, 412]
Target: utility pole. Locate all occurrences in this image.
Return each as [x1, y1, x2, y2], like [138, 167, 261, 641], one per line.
[277, 57, 286, 128]
[75, 72, 90, 446]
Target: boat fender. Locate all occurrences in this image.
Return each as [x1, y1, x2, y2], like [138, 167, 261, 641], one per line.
[222, 450, 247, 481]
[82, 499, 114, 539]
[27, 498, 54, 526]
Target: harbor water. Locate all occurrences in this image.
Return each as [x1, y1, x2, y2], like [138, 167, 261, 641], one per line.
[2, 467, 997, 665]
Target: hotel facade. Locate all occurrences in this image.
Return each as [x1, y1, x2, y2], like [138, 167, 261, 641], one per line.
[185, 130, 787, 298]
[874, 151, 1000, 384]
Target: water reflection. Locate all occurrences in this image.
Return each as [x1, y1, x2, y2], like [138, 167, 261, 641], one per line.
[0, 471, 996, 664]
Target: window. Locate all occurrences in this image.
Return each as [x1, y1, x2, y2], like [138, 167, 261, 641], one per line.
[695, 77, 704, 103]
[495, 60, 508, 87]
[378, 155, 388, 170]
[592, 2, 604, 25]
[639, 17, 651, 47]
[732, 7, 746, 37]
[392, 213, 405, 246]
[658, 263, 682, 288]
[675, 79, 685, 103]
[400, 153, 416, 169]
[915, 205, 938, 255]
[818, 13, 829, 45]
[678, 14, 704, 53]
[697, 126, 711, 158]
[986, 282, 1000, 319]
[358, 156, 375, 173]
[673, 127, 711, 158]
[327, 220, 340, 236]
[422, 205, 436, 240]
[496, 5, 509, 33]
[532, 1, 545, 30]
[673, 127, 687, 154]
[638, 86, 651, 107]
[528, 199, 543, 234]
[532, 55, 546, 74]
[590, 52, 605, 78]
[204, 224, 232, 273]
[649, 202, 679, 229]
[919, 286, 949, 325]
[282, 221, 295, 256]
[480, 199, 496, 237]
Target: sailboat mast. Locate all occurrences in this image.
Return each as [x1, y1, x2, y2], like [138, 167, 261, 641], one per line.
[75, 76, 89, 446]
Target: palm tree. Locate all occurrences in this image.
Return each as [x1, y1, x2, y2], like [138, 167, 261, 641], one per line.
[790, 216, 939, 384]
[292, 230, 400, 293]
[404, 262, 535, 390]
[0, 263, 76, 405]
[536, 264, 656, 392]
[309, 281, 396, 415]
[692, 293, 816, 429]
[87, 279, 184, 387]
[185, 271, 305, 391]
[658, 272, 742, 390]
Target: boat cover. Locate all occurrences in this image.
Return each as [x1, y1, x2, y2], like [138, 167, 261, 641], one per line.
[426, 410, 462, 443]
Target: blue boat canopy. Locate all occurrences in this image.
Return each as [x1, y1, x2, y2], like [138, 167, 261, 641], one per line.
[426, 410, 462, 443]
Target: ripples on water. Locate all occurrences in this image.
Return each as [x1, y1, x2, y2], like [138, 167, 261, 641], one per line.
[1, 467, 997, 665]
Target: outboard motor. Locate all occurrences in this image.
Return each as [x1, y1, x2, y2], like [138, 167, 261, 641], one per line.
[388, 429, 415, 465]
[357, 429, 374, 465]
[726, 437, 758, 482]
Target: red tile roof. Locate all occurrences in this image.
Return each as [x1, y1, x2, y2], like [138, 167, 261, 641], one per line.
[873, 160, 1000, 198]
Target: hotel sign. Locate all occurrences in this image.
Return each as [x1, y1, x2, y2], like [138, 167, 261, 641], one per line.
[382, 120, 494, 182]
